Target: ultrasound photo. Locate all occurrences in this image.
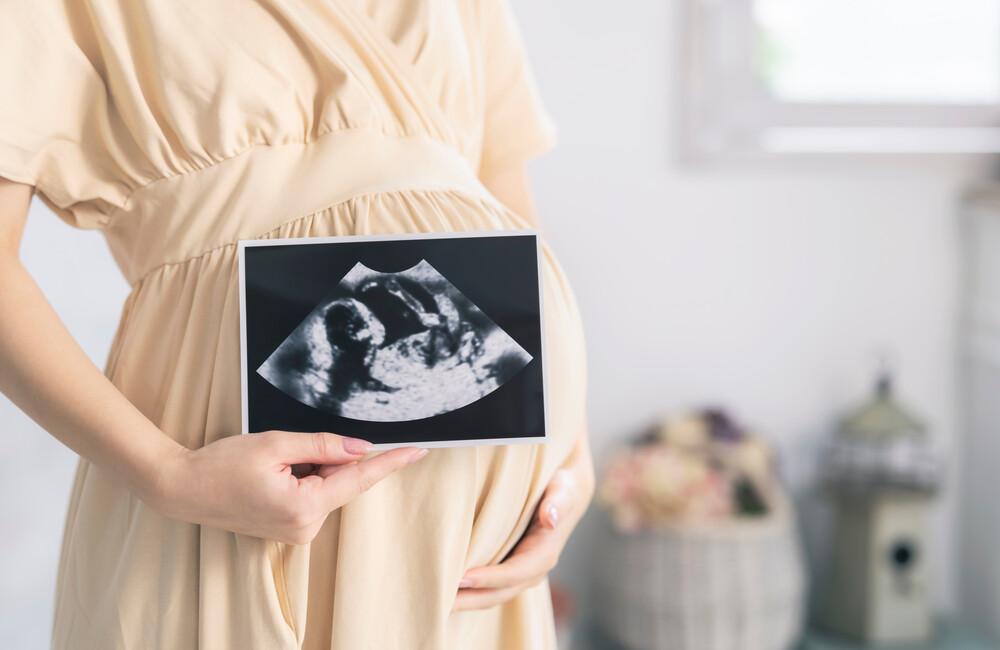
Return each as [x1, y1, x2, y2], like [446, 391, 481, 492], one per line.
[256, 259, 532, 422]
[239, 229, 548, 448]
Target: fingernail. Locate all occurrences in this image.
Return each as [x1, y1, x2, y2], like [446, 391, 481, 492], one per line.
[344, 437, 373, 455]
[547, 505, 559, 528]
[407, 448, 430, 465]
[459, 578, 474, 588]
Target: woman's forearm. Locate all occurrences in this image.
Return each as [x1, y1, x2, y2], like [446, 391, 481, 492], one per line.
[0, 178, 427, 546]
[0, 256, 185, 505]
[0, 249, 431, 544]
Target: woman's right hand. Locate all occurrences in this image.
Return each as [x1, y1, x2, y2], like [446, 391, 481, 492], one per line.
[0, 178, 429, 547]
[152, 430, 429, 545]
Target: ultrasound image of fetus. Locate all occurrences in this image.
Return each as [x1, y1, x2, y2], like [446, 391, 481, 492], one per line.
[256, 259, 533, 422]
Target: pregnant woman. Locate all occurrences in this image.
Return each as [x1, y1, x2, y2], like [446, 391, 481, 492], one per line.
[0, 0, 593, 648]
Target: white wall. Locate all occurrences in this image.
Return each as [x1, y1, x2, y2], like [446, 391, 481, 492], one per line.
[0, 0, 990, 645]
[510, 0, 987, 626]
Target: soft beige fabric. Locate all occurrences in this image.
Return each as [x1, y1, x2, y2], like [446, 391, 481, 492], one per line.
[0, 1, 588, 648]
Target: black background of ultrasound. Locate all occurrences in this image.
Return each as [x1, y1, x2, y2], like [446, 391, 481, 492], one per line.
[243, 233, 545, 444]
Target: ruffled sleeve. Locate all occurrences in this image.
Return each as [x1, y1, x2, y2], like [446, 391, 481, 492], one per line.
[476, 0, 558, 180]
[0, 0, 125, 229]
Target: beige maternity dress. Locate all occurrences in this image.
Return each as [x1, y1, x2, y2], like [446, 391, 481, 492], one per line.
[0, 0, 589, 648]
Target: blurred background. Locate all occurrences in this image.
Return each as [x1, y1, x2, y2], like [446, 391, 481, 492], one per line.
[4, 0, 1000, 648]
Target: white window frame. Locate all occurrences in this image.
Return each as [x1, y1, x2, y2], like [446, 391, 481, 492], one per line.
[679, 0, 1000, 161]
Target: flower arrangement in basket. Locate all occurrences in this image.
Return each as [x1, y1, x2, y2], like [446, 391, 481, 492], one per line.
[592, 407, 807, 650]
[598, 408, 772, 533]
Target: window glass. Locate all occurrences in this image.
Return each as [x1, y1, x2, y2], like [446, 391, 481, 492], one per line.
[754, 0, 1000, 104]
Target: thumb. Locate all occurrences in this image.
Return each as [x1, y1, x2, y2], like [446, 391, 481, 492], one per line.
[319, 446, 429, 507]
[263, 430, 374, 465]
[538, 469, 579, 530]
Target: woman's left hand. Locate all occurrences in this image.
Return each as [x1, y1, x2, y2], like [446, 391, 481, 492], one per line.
[451, 433, 595, 612]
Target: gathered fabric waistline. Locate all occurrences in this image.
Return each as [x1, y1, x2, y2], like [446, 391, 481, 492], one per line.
[100, 128, 494, 286]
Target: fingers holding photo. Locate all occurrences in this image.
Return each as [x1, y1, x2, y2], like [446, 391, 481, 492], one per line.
[313, 445, 430, 505]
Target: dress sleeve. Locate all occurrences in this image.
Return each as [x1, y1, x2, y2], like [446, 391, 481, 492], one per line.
[476, 0, 558, 180]
[0, 0, 120, 228]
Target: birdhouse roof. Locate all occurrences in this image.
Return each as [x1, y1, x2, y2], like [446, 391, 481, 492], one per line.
[841, 379, 926, 439]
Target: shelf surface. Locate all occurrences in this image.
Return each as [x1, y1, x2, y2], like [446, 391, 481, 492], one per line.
[566, 619, 998, 650]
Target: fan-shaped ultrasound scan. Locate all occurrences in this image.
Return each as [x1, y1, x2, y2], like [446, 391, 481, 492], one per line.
[256, 259, 533, 422]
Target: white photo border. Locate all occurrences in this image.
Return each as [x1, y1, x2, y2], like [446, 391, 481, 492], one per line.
[237, 228, 549, 450]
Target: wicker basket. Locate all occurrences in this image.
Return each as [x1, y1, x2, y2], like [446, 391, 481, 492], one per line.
[592, 480, 807, 650]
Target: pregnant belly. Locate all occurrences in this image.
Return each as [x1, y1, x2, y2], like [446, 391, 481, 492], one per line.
[93, 186, 589, 650]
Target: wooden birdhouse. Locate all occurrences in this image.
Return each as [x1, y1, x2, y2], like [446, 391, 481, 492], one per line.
[817, 370, 943, 644]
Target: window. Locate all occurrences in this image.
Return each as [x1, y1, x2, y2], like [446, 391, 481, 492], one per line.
[681, 0, 1000, 157]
